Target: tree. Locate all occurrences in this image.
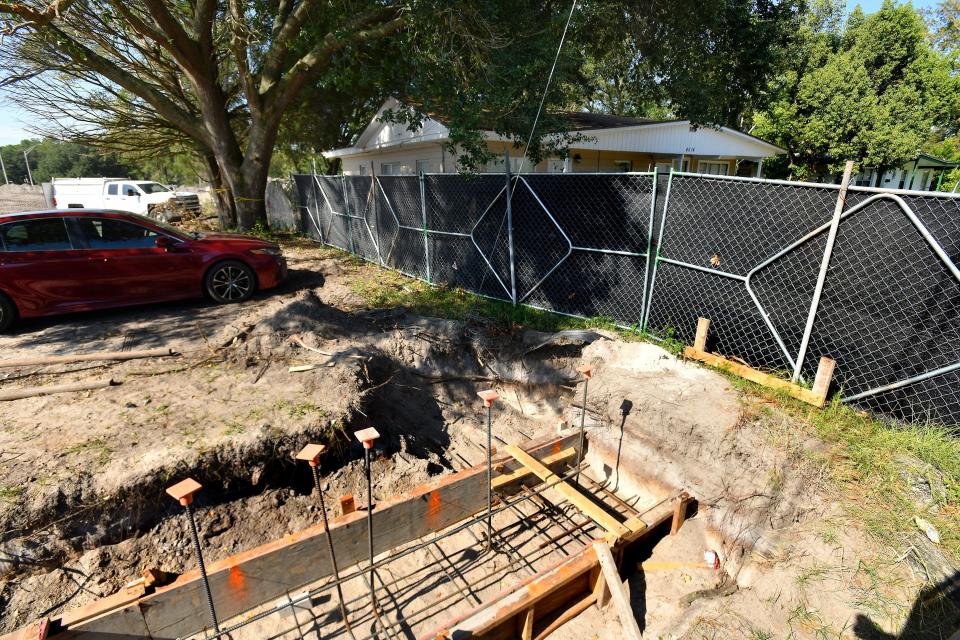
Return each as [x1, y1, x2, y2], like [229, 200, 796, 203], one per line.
[0, 0, 595, 229]
[753, 0, 960, 178]
[580, 0, 803, 127]
[927, 0, 960, 63]
[0, 138, 137, 184]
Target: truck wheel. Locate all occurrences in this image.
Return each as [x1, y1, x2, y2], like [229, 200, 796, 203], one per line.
[0, 292, 17, 333]
[204, 261, 256, 303]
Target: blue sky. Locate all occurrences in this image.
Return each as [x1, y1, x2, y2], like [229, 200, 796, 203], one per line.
[0, 0, 946, 146]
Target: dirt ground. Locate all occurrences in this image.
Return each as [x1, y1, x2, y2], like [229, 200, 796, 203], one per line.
[1, 241, 958, 638]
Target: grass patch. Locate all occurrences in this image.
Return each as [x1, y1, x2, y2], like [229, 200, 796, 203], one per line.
[734, 372, 960, 561]
[337, 249, 689, 353]
[64, 437, 114, 466]
[0, 485, 22, 504]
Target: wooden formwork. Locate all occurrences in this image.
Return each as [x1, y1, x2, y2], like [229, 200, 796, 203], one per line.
[4, 431, 695, 640]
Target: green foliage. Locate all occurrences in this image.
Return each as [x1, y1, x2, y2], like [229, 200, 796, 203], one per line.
[0, 138, 138, 184]
[754, 0, 960, 177]
[581, 1, 804, 126]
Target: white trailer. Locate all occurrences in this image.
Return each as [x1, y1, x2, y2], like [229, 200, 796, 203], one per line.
[51, 178, 201, 220]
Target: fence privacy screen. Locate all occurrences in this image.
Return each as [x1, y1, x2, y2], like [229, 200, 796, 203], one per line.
[293, 171, 960, 430]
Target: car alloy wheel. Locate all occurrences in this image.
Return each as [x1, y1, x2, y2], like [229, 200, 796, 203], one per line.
[210, 264, 252, 301]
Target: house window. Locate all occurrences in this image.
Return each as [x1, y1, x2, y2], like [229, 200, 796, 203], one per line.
[613, 160, 632, 173]
[415, 160, 431, 175]
[380, 162, 401, 176]
[358, 165, 367, 176]
[698, 161, 729, 176]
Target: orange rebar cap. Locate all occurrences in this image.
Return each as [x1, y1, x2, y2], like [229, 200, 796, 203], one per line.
[355, 427, 381, 449]
[166, 478, 202, 506]
[477, 389, 500, 408]
[577, 364, 594, 379]
[296, 443, 327, 467]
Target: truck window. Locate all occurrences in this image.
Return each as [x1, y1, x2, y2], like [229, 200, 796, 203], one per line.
[123, 184, 139, 197]
[0, 219, 73, 252]
[107, 184, 118, 195]
[139, 182, 171, 194]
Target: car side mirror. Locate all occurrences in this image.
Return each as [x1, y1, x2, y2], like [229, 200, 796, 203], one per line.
[155, 236, 173, 250]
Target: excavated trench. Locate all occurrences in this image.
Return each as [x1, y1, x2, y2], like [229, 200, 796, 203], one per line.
[0, 305, 590, 633]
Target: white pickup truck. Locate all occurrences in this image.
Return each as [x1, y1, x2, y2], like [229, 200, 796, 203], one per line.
[50, 178, 201, 221]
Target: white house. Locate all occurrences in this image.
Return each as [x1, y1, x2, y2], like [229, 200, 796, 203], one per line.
[323, 99, 785, 177]
[851, 153, 959, 192]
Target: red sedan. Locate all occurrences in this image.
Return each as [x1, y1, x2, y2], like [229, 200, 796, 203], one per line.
[0, 210, 287, 332]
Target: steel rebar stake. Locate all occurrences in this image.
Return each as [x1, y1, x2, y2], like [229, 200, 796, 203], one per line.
[296, 444, 357, 640]
[166, 478, 219, 634]
[477, 390, 500, 549]
[354, 427, 381, 623]
[575, 365, 593, 483]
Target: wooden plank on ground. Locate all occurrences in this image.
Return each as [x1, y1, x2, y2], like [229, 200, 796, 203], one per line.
[593, 541, 643, 640]
[504, 444, 630, 539]
[21, 433, 580, 640]
[491, 447, 575, 491]
[683, 346, 829, 407]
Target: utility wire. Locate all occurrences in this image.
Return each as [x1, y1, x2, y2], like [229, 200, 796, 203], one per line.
[517, 0, 578, 173]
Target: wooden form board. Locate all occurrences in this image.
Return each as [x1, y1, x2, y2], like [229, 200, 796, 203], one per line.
[425, 490, 689, 640]
[18, 433, 581, 640]
[683, 318, 835, 408]
[503, 444, 630, 539]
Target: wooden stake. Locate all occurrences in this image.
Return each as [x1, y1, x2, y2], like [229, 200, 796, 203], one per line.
[339, 495, 356, 516]
[521, 606, 534, 640]
[593, 541, 643, 640]
[694, 317, 710, 352]
[811, 356, 836, 406]
[670, 492, 691, 536]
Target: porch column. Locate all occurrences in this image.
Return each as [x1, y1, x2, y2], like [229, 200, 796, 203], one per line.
[755, 158, 764, 178]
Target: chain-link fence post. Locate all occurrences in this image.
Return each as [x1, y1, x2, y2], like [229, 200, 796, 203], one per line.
[370, 161, 385, 266]
[310, 158, 326, 244]
[505, 150, 518, 306]
[420, 171, 431, 284]
[642, 167, 674, 331]
[341, 173, 356, 255]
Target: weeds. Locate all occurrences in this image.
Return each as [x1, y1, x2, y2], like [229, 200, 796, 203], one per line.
[0, 485, 21, 504]
[64, 437, 113, 466]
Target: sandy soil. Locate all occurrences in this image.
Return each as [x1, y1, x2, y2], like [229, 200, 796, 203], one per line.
[1, 242, 957, 638]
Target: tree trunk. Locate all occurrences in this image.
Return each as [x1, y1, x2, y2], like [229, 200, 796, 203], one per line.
[202, 153, 236, 229]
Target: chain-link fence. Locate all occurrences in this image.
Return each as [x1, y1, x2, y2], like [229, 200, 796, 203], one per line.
[293, 170, 960, 430]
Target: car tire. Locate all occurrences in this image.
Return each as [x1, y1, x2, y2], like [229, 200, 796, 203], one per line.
[204, 260, 257, 304]
[0, 292, 17, 333]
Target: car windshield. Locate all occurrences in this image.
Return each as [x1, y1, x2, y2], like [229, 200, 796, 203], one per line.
[138, 182, 171, 194]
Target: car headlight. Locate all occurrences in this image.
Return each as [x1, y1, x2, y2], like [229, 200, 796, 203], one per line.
[250, 246, 282, 257]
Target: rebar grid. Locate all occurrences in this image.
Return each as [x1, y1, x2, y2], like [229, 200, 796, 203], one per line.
[185, 461, 610, 640]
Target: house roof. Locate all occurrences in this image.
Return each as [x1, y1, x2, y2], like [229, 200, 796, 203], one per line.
[915, 152, 960, 168]
[559, 111, 662, 130]
[326, 99, 785, 159]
